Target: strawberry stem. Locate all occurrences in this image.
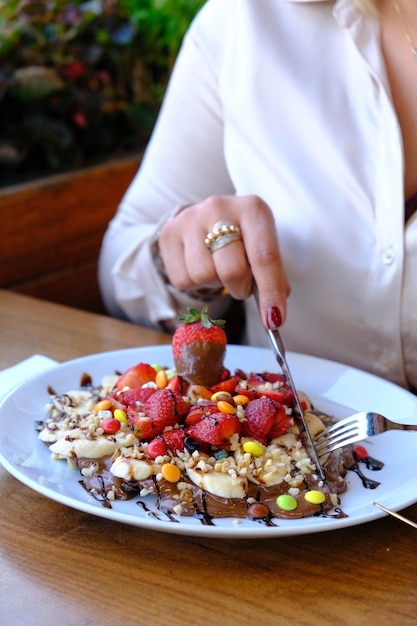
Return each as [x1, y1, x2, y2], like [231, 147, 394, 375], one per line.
[178, 306, 225, 328]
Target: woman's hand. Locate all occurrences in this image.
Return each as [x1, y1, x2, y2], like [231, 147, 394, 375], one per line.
[158, 195, 290, 326]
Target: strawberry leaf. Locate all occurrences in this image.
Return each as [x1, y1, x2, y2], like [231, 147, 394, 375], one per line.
[178, 306, 225, 328]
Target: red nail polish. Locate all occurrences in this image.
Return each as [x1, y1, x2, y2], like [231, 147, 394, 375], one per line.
[266, 306, 282, 330]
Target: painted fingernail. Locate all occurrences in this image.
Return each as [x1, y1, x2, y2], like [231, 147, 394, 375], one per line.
[266, 306, 282, 330]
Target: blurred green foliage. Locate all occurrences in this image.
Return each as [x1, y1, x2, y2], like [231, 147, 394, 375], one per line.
[0, 0, 205, 186]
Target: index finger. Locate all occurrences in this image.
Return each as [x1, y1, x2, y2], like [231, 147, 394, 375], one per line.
[239, 196, 290, 327]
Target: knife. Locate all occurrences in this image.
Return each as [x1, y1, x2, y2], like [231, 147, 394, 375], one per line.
[265, 325, 326, 481]
[253, 286, 325, 481]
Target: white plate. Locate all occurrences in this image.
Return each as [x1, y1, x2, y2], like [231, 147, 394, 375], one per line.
[1, 345, 417, 538]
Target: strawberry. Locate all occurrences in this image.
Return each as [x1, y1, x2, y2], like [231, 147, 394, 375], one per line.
[243, 397, 283, 443]
[210, 374, 242, 395]
[127, 409, 158, 439]
[113, 362, 156, 393]
[162, 428, 186, 453]
[172, 307, 227, 387]
[144, 388, 189, 427]
[234, 387, 258, 402]
[187, 412, 242, 448]
[117, 386, 156, 408]
[268, 412, 294, 439]
[128, 388, 189, 440]
[245, 374, 295, 408]
[218, 368, 231, 381]
[184, 400, 218, 426]
[259, 372, 286, 385]
[166, 374, 188, 395]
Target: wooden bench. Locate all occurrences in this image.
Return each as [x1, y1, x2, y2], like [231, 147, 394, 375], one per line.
[0, 155, 140, 314]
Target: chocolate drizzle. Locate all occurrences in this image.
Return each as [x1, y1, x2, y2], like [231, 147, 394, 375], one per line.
[76, 444, 384, 527]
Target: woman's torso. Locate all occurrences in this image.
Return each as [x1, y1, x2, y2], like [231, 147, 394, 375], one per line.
[198, 0, 417, 388]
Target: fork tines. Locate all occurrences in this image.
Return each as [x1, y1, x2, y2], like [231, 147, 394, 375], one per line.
[314, 416, 362, 456]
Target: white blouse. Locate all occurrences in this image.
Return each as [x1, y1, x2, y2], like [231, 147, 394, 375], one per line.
[99, 0, 417, 390]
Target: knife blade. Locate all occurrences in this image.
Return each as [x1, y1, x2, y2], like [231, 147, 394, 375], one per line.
[265, 326, 326, 481]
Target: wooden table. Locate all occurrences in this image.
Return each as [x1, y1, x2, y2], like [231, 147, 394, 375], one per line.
[1, 290, 416, 626]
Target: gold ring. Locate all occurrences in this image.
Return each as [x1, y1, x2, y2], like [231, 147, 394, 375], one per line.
[204, 221, 242, 253]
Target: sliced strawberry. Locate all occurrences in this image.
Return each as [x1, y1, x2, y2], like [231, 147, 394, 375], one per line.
[234, 387, 259, 402]
[184, 400, 218, 427]
[166, 374, 188, 395]
[187, 412, 242, 448]
[267, 404, 293, 439]
[259, 372, 286, 385]
[162, 428, 186, 453]
[127, 408, 158, 439]
[268, 414, 294, 439]
[210, 375, 242, 395]
[114, 362, 156, 392]
[246, 374, 266, 386]
[245, 375, 295, 407]
[218, 367, 231, 381]
[117, 386, 156, 408]
[127, 389, 189, 440]
[144, 388, 189, 428]
[243, 397, 282, 443]
[263, 386, 295, 407]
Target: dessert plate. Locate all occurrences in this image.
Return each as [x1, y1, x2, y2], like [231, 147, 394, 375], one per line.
[1, 345, 417, 538]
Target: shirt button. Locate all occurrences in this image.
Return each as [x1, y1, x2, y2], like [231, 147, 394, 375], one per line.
[382, 247, 395, 264]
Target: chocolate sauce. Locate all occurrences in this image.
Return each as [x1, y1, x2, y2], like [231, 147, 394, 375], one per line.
[174, 342, 225, 387]
[77, 446, 383, 527]
[339, 447, 384, 490]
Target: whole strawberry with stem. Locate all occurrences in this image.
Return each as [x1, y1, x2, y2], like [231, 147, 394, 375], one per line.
[172, 307, 227, 387]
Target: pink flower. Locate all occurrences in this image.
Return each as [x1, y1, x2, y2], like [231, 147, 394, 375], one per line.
[63, 62, 86, 80]
[73, 109, 88, 128]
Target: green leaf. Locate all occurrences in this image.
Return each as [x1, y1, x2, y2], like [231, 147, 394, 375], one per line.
[178, 306, 225, 328]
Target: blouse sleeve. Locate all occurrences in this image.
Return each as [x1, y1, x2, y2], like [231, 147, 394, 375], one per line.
[98, 0, 236, 329]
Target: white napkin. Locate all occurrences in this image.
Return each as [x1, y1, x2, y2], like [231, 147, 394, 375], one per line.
[0, 354, 58, 403]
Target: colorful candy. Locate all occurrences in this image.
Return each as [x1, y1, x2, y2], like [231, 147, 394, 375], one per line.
[354, 444, 368, 459]
[216, 399, 236, 415]
[304, 490, 325, 505]
[276, 494, 298, 511]
[155, 369, 168, 388]
[101, 417, 121, 435]
[233, 394, 250, 406]
[113, 408, 127, 423]
[94, 399, 112, 412]
[147, 438, 167, 459]
[211, 391, 231, 401]
[243, 440, 264, 457]
[161, 463, 181, 483]
[247, 502, 269, 518]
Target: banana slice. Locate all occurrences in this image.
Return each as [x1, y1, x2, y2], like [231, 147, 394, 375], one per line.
[186, 467, 248, 499]
[38, 426, 66, 444]
[110, 455, 155, 481]
[269, 432, 299, 448]
[49, 430, 135, 460]
[304, 412, 325, 438]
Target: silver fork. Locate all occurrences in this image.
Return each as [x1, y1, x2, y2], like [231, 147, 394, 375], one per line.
[314, 411, 417, 457]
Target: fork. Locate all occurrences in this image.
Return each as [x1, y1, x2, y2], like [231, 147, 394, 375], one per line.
[314, 411, 417, 457]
